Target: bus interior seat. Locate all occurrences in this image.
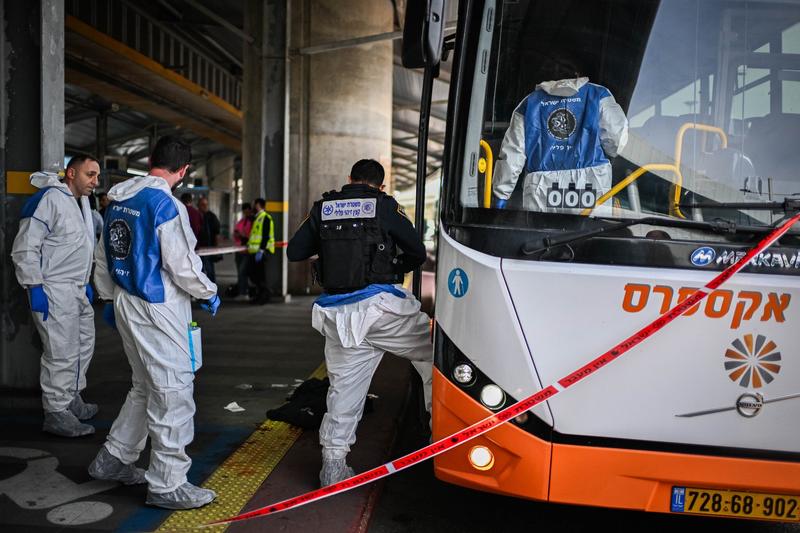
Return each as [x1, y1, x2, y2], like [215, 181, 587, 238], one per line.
[700, 148, 755, 191]
[635, 114, 716, 160]
[633, 114, 758, 188]
[743, 113, 800, 192]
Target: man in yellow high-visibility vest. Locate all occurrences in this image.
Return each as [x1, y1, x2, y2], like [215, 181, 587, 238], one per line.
[246, 198, 275, 304]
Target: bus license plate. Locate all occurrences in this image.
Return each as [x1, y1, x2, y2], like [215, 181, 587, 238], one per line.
[671, 487, 800, 521]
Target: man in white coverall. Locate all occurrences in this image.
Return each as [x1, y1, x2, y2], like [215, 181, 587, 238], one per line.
[492, 77, 628, 212]
[11, 156, 101, 437]
[287, 159, 432, 487]
[87, 136, 221, 509]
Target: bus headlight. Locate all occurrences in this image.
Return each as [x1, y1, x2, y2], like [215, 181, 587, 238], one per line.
[468, 445, 495, 471]
[480, 384, 505, 409]
[453, 363, 474, 384]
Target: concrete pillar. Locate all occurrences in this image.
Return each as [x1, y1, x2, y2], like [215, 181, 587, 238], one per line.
[242, 0, 266, 204]
[287, 0, 394, 293]
[242, 0, 289, 298]
[0, 0, 65, 389]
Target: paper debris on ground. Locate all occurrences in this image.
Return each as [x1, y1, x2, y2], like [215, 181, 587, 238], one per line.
[224, 401, 245, 412]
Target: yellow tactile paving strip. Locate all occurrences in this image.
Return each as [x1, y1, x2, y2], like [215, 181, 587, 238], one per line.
[155, 363, 327, 532]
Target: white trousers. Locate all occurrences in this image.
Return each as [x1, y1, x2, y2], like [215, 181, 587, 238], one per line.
[32, 282, 95, 413]
[103, 288, 196, 493]
[312, 289, 433, 460]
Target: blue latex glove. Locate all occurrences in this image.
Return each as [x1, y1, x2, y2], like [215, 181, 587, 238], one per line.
[495, 198, 507, 209]
[29, 285, 49, 321]
[103, 303, 116, 330]
[255, 250, 265, 263]
[85, 284, 94, 303]
[200, 294, 220, 317]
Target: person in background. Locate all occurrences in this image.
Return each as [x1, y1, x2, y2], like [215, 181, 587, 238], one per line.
[88, 194, 104, 241]
[230, 202, 253, 300]
[10, 156, 101, 437]
[197, 196, 221, 283]
[180, 192, 202, 240]
[247, 198, 275, 305]
[98, 192, 110, 217]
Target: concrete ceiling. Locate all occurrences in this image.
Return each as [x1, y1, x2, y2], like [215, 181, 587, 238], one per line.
[64, 0, 459, 192]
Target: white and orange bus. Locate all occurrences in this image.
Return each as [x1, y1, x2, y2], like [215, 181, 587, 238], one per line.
[419, 0, 800, 522]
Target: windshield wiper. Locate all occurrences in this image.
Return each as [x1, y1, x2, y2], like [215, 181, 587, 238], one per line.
[679, 197, 800, 213]
[520, 216, 777, 256]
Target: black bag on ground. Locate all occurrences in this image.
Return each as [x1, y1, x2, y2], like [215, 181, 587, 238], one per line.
[265, 376, 373, 430]
[266, 377, 329, 429]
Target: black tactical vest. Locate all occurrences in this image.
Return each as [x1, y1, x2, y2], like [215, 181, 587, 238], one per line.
[315, 188, 402, 293]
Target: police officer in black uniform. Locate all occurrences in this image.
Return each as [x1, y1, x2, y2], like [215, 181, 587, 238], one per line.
[288, 159, 433, 487]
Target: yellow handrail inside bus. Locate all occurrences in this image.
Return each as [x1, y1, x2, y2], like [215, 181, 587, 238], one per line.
[581, 122, 728, 218]
[672, 123, 728, 218]
[480, 139, 494, 208]
[580, 163, 679, 216]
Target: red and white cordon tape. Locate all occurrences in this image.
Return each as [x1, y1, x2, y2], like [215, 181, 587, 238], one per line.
[205, 213, 800, 528]
[195, 242, 289, 257]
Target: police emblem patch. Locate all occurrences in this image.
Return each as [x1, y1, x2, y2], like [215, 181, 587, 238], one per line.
[320, 198, 377, 221]
[108, 219, 132, 260]
[547, 108, 576, 140]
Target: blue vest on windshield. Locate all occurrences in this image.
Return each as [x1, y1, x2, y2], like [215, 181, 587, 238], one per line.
[104, 188, 178, 303]
[521, 82, 611, 173]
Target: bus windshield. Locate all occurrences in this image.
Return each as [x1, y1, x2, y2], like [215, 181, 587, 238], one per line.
[459, 0, 800, 231]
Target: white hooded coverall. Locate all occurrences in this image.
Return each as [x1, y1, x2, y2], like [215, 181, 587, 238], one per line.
[11, 172, 95, 413]
[312, 288, 432, 461]
[493, 77, 629, 211]
[94, 175, 216, 494]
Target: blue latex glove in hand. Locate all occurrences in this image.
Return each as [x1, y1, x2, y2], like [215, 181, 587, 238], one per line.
[200, 294, 220, 317]
[103, 303, 116, 330]
[29, 285, 49, 321]
[255, 250, 265, 263]
[495, 198, 507, 209]
[85, 284, 94, 303]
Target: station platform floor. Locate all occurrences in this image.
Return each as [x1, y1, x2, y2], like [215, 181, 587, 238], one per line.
[0, 259, 417, 532]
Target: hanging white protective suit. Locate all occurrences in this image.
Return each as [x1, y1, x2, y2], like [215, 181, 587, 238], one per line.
[93, 175, 217, 495]
[493, 77, 628, 212]
[11, 172, 96, 418]
[312, 288, 432, 462]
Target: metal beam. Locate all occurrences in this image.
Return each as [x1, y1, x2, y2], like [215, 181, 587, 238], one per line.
[181, 0, 254, 44]
[65, 143, 96, 156]
[156, 0, 183, 19]
[393, 121, 445, 143]
[393, 138, 442, 160]
[394, 98, 448, 110]
[393, 132, 445, 149]
[197, 30, 244, 69]
[124, 146, 153, 162]
[394, 54, 452, 84]
[300, 22, 457, 56]
[76, 124, 179, 152]
[392, 152, 418, 163]
[393, 99, 447, 121]
[66, 107, 98, 124]
[299, 30, 401, 56]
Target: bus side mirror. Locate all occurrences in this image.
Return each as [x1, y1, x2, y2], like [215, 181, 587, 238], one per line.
[402, 0, 446, 68]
